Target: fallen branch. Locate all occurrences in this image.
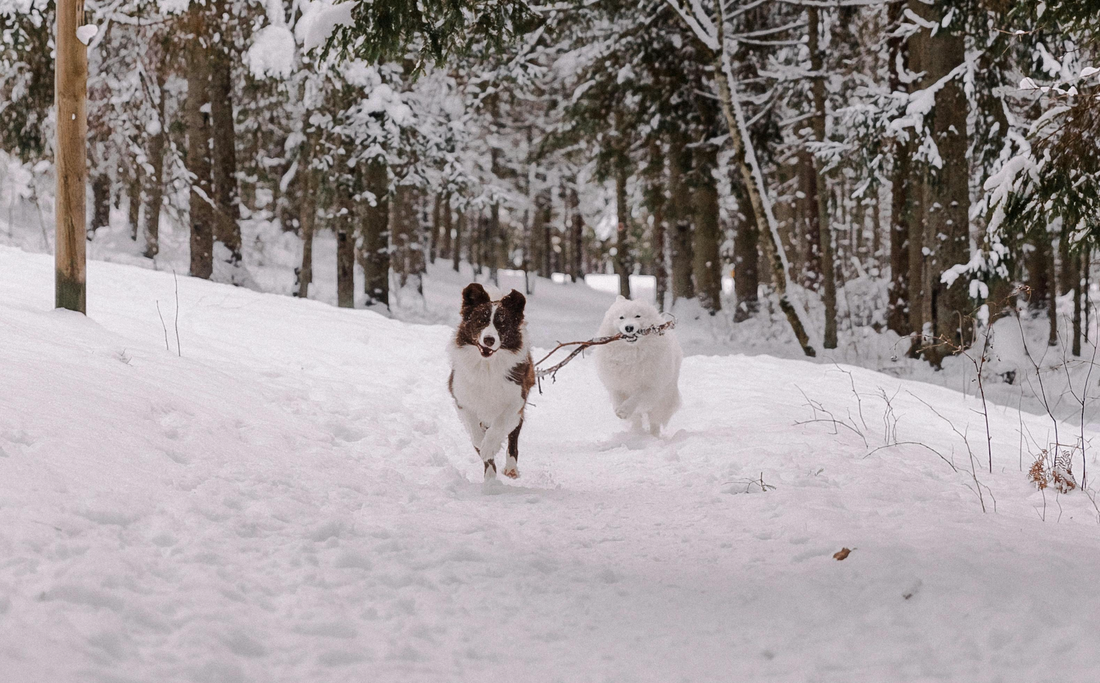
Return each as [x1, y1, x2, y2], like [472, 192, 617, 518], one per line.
[534, 319, 675, 392]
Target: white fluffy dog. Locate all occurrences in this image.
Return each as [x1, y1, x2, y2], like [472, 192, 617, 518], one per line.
[593, 296, 682, 436]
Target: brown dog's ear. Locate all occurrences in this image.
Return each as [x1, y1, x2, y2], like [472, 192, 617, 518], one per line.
[501, 289, 526, 315]
[461, 283, 491, 313]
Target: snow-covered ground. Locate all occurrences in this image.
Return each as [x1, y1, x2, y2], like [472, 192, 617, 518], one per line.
[3, 243, 1100, 682]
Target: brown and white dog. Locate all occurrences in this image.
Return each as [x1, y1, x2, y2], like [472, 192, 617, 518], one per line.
[448, 283, 535, 481]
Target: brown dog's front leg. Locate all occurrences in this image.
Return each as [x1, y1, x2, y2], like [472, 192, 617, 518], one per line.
[503, 420, 522, 479]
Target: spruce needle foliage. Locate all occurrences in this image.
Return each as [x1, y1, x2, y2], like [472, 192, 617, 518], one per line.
[323, 0, 540, 70]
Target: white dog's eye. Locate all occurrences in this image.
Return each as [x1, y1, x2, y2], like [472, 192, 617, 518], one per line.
[635, 315, 640, 318]
[619, 316, 624, 320]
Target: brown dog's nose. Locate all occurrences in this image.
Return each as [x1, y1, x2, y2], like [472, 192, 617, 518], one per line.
[483, 336, 496, 347]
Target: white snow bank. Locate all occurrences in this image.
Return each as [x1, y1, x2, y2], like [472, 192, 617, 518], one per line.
[2, 245, 1100, 681]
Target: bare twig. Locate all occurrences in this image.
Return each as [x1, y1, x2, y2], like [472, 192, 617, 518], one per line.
[833, 363, 869, 433]
[155, 301, 171, 353]
[908, 391, 988, 513]
[863, 441, 958, 473]
[794, 385, 868, 447]
[534, 318, 675, 390]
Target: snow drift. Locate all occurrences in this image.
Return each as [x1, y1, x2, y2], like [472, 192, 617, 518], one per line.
[2, 245, 1100, 682]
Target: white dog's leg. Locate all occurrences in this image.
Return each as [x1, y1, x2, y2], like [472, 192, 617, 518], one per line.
[645, 385, 681, 436]
[615, 392, 643, 421]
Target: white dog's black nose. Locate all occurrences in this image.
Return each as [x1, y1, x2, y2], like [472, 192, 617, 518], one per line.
[624, 324, 635, 334]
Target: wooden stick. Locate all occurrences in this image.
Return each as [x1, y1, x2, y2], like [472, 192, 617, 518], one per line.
[534, 319, 675, 391]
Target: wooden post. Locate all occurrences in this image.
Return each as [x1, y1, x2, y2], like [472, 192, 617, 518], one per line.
[55, 0, 88, 313]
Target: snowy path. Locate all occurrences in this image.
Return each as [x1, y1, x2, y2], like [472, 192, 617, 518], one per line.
[2, 245, 1100, 683]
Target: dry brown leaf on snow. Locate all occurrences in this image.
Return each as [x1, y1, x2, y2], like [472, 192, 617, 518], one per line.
[833, 547, 852, 561]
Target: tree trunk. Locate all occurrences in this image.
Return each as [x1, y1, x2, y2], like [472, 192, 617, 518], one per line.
[797, 151, 821, 288]
[1048, 237, 1059, 347]
[886, 137, 912, 334]
[489, 201, 501, 286]
[392, 182, 423, 296]
[1026, 231, 1053, 314]
[646, 140, 668, 310]
[808, 5, 837, 349]
[906, 10, 929, 353]
[614, 109, 632, 298]
[91, 174, 110, 236]
[363, 158, 390, 308]
[693, 145, 722, 314]
[732, 175, 760, 322]
[296, 136, 316, 299]
[1073, 248, 1083, 357]
[127, 166, 141, 241]
[536, 191, 552, 279]
[472, 213, 483, 276]
[440, 193, 453, 262]
[669, 130, 694, 302]
[615, 154, 632, 298]
[185, 3, 214, 280]
[209, 11, 241, 266]
[452, 209, 463, 273]
[55, 0, 88, 313]
[336, 222, 355, 308]
[712, 0, 815, 355]
[143, 48, 167, 260]
[910, 0, 971, 365]
[429, 194, 441, 264]
[569, 186, 584, 284]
